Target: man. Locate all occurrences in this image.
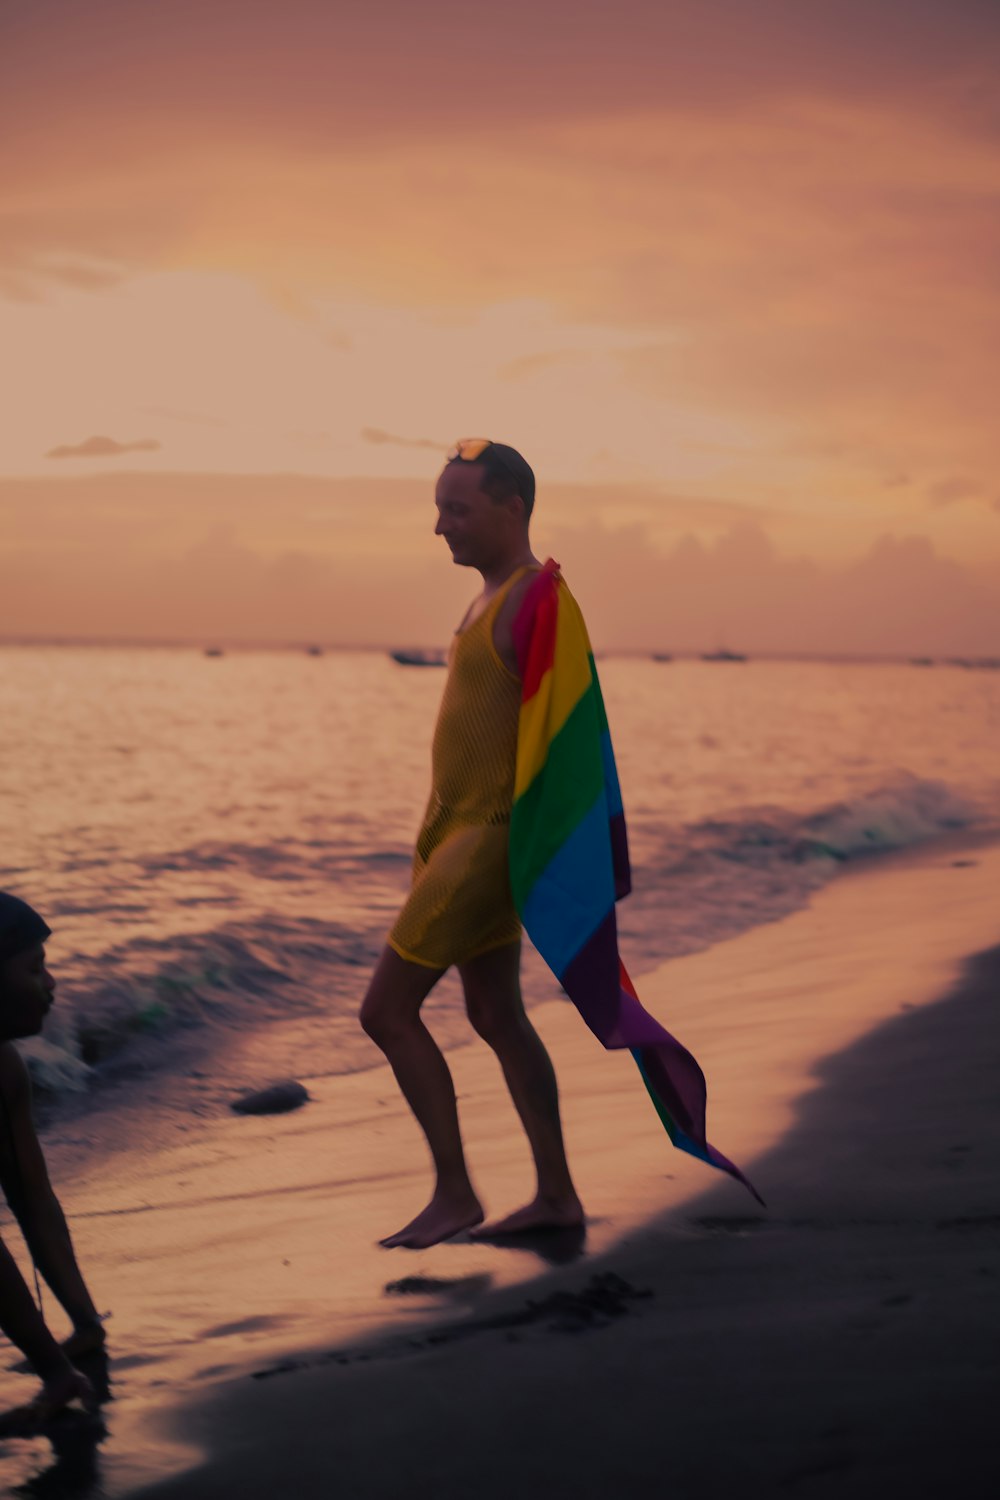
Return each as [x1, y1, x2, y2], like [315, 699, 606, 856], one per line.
[0, 893, 105, 1424]
[361, 439, 584, 1249]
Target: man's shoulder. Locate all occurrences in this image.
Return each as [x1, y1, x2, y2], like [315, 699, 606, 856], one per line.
[492, 566, 544, 675]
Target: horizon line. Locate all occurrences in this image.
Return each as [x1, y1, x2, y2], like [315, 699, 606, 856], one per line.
[1, 636, 995, 668]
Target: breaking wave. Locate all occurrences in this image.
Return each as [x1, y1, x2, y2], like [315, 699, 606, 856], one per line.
[23, 772, 989, 1106]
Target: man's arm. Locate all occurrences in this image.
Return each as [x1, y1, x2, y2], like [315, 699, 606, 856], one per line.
[0, 1045, 104, 1353]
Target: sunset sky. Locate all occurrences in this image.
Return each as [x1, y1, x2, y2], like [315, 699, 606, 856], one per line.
[2, 0, 998, 652]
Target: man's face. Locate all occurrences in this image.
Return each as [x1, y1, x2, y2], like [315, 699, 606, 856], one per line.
[434, 462, 515, 568]
[0, 943, 55, 1041]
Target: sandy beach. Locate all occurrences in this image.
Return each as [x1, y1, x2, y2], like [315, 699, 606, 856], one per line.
[2, 835, 998, 1498]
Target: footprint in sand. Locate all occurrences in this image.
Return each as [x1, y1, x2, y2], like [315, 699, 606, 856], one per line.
[384, 1273, 494, 1301]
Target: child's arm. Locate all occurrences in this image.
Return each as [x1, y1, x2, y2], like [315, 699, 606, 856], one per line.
[0, 1045, 105, 1350]
[0, 1233, 75, 1377]
[0, 1231, 93, 1428]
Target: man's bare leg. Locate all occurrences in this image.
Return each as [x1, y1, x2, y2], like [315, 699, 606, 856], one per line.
[360, 946, 484, 1248]
[460, 942, 584, 1234]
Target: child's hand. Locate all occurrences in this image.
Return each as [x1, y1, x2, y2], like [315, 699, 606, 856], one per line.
[40, 1365, 96, 1414]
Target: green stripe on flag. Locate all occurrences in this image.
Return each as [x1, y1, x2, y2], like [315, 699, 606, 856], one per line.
[588, 654, 610, 736]
[510, 681, 606, 905]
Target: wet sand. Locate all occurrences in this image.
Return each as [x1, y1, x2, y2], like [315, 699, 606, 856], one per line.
[2, 837, 998, 1496]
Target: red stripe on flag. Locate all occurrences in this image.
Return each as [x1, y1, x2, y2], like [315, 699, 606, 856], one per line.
[513, 560, 562, 697]
[619, 959, 639, 1001]
[520, 586, 559, 701]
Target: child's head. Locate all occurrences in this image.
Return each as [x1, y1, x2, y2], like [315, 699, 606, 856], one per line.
[0, 893, 55, 1042]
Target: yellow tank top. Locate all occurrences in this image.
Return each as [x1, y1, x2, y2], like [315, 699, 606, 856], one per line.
[418, 566, 531, 851]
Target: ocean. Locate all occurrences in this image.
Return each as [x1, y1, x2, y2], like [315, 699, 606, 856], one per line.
[1, 645, 997, 1110]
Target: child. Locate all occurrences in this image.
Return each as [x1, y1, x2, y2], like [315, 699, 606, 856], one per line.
[0, 892, 104, 1424]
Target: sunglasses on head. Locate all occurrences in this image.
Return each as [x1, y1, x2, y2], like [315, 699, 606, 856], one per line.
[447, 438, 495, 463]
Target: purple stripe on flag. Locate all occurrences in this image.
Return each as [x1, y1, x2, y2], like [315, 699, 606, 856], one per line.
[634, 1035, 706, 1142]
[559, 914, 736, 1172]
[558, 909, 626, 1038]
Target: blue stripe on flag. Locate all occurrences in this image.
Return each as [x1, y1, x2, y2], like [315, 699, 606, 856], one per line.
[521, 793, 616, 978]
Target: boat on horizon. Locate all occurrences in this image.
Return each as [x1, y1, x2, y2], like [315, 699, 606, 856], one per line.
[389, 648, 448, 668]
[701, 649, 747, 663]
[947, 657, 1000, 671]
[651, 652, 674, 663]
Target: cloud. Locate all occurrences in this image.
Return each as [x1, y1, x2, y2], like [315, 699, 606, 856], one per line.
[3, 3, 998, 520]
[926, 475, 983, 507]
[46, 435, 162, 460]
[5, 2, 997, 170]
[1, 471, 997, 655]
[554, 520, 1000, 657]
[17, 89, 984, 494]
[361, 427, 445, 452]
[5, 5, 998, 326]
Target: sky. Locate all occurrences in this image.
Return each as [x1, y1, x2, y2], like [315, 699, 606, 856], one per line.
[2, 0, 999, 652]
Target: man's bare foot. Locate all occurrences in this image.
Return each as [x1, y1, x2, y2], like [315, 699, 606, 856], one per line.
[379, 1190, 485, 1249]
[471, 1192, 585, 1238]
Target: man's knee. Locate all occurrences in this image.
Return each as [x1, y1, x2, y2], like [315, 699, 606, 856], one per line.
[465, 991, 522, 1047]
[360, 985, 433, 1049]
[360, 990, 409, 1048]
[360, 948, 439, 1048]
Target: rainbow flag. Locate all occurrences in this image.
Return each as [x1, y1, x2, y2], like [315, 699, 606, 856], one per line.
[511, 559, 762, 1204]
